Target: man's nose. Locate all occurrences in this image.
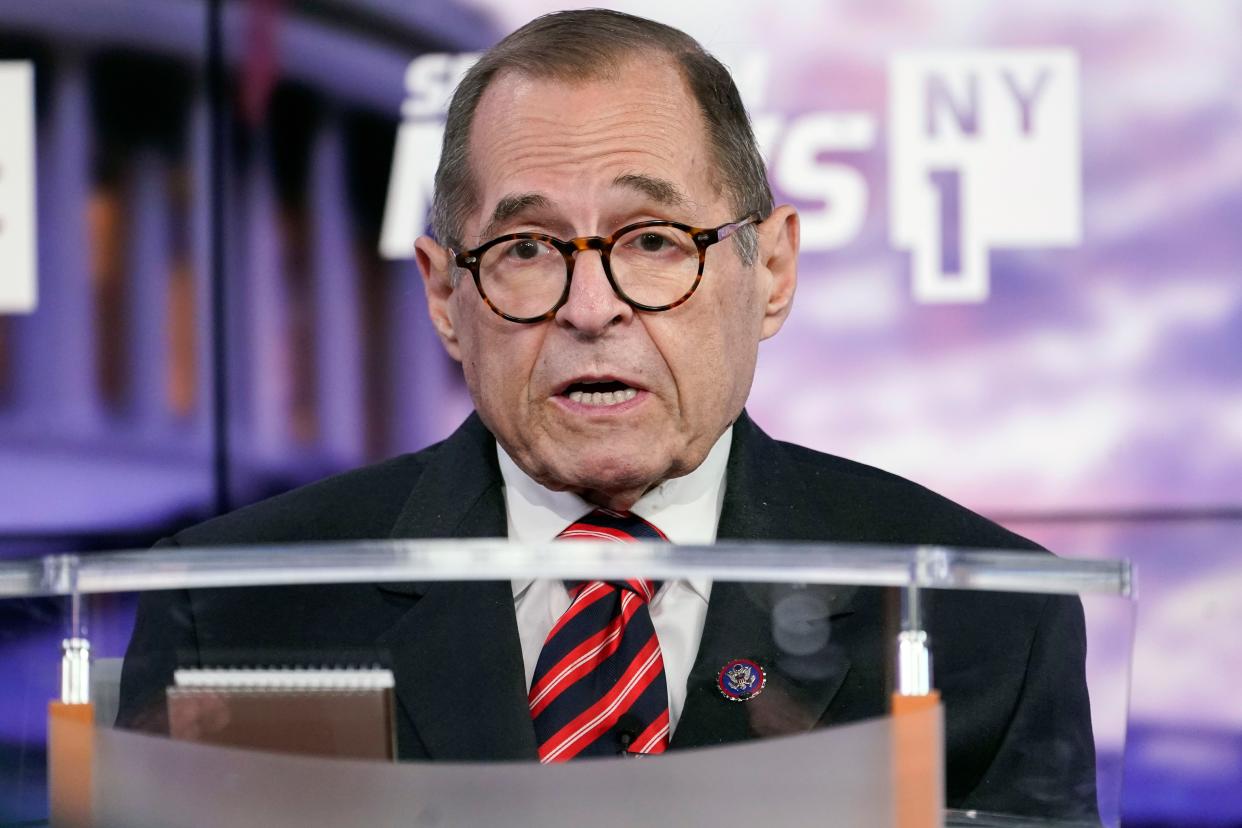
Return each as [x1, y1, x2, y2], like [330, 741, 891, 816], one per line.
[554, 249, 633, 334]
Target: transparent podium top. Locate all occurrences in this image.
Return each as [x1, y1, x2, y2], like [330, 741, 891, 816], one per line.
[0, 541, 1134, 828]
[0, 539, 1132, 598]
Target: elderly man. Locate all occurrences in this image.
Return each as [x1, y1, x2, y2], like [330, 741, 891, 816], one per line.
[118, 9, 1096, 820]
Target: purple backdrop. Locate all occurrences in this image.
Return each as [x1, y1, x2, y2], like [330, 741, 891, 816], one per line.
[0, 1, 1237, 825]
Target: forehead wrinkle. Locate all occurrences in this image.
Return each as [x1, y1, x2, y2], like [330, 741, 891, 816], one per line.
[476, 94, 688, 175]
[490, 123, 685, 174]
[489, 93, 685, 140]
[472, 129, 690, 232]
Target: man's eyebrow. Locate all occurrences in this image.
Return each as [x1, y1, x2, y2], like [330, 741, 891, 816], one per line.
[612, 173, 691, 209]
[479, 193, 552, 241]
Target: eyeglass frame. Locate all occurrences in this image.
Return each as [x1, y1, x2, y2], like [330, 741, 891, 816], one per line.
[449, 212, 764, 324]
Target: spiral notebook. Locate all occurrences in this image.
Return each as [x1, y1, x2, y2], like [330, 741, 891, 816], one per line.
[166, 667, 396, 760]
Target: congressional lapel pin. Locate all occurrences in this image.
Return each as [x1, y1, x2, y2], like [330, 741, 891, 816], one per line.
[717, 658, 766, 702]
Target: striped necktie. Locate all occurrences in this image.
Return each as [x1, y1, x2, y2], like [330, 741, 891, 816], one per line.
[529, 508, 671, 762]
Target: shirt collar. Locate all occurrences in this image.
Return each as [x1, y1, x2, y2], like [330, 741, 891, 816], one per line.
[500, 427, 733, 603]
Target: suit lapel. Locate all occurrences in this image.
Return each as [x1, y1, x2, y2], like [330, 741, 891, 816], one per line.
[377, 415, 538, 760]
[386, 413, 508, 544]
[673, 412, 857, 749]
[376, 578, 536, 760]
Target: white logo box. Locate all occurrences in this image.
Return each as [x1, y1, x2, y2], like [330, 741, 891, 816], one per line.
[0, 61, 37, 315]
[889, 50, 1082, 303]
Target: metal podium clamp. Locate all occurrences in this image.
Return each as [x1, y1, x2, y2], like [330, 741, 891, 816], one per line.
[897, 581, 933, 697]
[61, 637, 91, 705]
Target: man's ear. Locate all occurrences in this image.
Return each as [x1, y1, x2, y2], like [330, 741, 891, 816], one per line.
[415, 235, 463, 362]
[756, 205, 799, 340]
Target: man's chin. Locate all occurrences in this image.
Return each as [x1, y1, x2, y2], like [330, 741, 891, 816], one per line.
[530, 454, 668, 504]
[550, 465, 659, 494]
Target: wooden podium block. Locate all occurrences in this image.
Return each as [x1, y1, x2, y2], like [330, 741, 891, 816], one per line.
[48, 701, 94, 828]
[892, 692, 944, 828]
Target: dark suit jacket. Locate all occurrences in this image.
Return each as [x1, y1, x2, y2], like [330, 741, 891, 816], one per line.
[117, 411, 1097, 819]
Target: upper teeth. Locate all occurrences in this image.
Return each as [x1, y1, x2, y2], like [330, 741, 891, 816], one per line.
[568, 388, 638, 406]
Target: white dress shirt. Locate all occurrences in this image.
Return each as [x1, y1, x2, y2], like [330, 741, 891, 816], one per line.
[498, 427, 732, 736]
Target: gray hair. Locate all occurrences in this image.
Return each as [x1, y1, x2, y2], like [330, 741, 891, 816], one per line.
[430, 9, 772, 268]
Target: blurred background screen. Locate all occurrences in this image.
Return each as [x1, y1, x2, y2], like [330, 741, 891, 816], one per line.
[0, 1, 1238, 825]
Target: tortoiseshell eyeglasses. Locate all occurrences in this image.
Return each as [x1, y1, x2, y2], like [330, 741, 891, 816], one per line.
[450, 213, 763, 324]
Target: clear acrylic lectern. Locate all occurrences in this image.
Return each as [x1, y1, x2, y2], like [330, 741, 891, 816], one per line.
[0, 540, 1133, 827]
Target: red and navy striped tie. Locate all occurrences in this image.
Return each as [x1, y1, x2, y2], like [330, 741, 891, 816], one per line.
[529, 508, 671, 762]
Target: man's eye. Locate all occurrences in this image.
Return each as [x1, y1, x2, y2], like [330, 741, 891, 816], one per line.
[509, 240, 544, 260]
[636, 233, 668, 252]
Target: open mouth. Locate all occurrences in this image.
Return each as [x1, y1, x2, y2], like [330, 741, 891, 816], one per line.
[560, 379, 640, 407]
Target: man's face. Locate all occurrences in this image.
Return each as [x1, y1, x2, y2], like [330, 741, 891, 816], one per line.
[417, 55, 797, 508]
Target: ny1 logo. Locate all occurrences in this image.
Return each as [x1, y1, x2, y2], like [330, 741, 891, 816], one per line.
[381, 49, 1081, 304]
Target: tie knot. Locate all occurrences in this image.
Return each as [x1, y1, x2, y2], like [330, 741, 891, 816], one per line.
[556, 508, 669, 543]
[567, 579, 659, 603]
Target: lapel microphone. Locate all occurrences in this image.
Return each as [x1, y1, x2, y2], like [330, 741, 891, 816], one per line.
[615, 713, 644, 757]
